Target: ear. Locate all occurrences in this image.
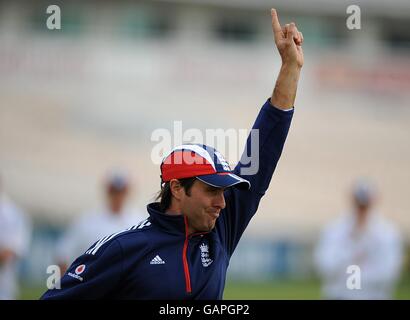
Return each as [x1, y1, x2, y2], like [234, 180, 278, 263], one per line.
[169, 179, 184, 201]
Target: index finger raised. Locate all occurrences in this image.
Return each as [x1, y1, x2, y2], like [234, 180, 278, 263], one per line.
[271, 8, 282, 40]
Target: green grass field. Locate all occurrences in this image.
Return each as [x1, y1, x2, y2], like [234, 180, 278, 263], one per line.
[224, 279, 410, 299]
[223, 279, 322, 300]
[21, 278, 410, 300]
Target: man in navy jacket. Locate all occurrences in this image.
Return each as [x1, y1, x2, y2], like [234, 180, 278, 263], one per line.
[41, 8, 303, 300]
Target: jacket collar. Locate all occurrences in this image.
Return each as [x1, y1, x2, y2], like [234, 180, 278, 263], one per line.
[147, 202, 187, 235]
[147, 202, 210, 237]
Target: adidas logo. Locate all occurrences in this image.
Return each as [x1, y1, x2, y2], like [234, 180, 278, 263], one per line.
[150, 255, 165, 265]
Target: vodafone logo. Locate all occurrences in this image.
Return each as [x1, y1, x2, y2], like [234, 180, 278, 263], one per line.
[68, 264, 86, 282]
[75, 264, 86, 275]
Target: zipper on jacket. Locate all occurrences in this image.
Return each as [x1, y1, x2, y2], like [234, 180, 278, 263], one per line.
[182, 216, 192, 294]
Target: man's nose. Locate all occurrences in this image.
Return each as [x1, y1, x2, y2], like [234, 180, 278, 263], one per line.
[213, 191, 226, 210]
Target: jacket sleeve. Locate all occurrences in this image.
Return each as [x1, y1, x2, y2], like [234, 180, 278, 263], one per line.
[40, 239, 124, 299]
[216, 99, 294, 257]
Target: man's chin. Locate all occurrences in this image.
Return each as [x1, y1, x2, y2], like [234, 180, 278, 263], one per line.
[207, 221, 217, 231]
[193, 219, 217, 233]
[200, 223, 216, 233]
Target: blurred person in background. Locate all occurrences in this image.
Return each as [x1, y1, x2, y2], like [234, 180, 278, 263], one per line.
[56, 170, 146, 274]
[314, 179, 403, 299]
[0, 177, 31, 300]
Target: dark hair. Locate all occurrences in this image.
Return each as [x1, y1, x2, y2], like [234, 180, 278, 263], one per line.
[156, 177, 197, 212]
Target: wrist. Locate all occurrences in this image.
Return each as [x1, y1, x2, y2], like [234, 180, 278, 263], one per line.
[271, 62, 301, 110]
[280, 62, 302, 73]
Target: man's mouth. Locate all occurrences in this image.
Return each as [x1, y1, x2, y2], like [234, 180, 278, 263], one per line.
[208, 210, 220, 219]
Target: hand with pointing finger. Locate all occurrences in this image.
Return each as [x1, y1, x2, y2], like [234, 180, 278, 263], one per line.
[271, 8, 304, 69]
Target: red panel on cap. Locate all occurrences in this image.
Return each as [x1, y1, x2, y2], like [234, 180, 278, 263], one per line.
[161, 151, 216, 181]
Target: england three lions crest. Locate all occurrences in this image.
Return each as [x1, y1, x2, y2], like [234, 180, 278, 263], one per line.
[200, 243, 213, 267]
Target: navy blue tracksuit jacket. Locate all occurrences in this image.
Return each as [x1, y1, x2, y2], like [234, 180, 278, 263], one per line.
[41, 99, 293, 299]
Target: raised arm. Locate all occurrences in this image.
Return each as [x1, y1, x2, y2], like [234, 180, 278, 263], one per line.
[216, 9, 304, 257]
[270, 8, 303, 110]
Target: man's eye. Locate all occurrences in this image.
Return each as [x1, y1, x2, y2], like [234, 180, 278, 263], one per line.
[207, 187, 224, 194]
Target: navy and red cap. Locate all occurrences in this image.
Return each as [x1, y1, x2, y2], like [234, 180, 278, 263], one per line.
[160, 144, 250, 190]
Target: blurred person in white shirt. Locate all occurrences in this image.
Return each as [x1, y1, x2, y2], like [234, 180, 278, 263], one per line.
[0, 179, 31, 300]
[56, 170, 146, 274]
[314, 179, 403, 299]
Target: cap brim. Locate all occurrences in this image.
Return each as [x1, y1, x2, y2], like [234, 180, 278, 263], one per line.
[196, 173, 250, 190]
